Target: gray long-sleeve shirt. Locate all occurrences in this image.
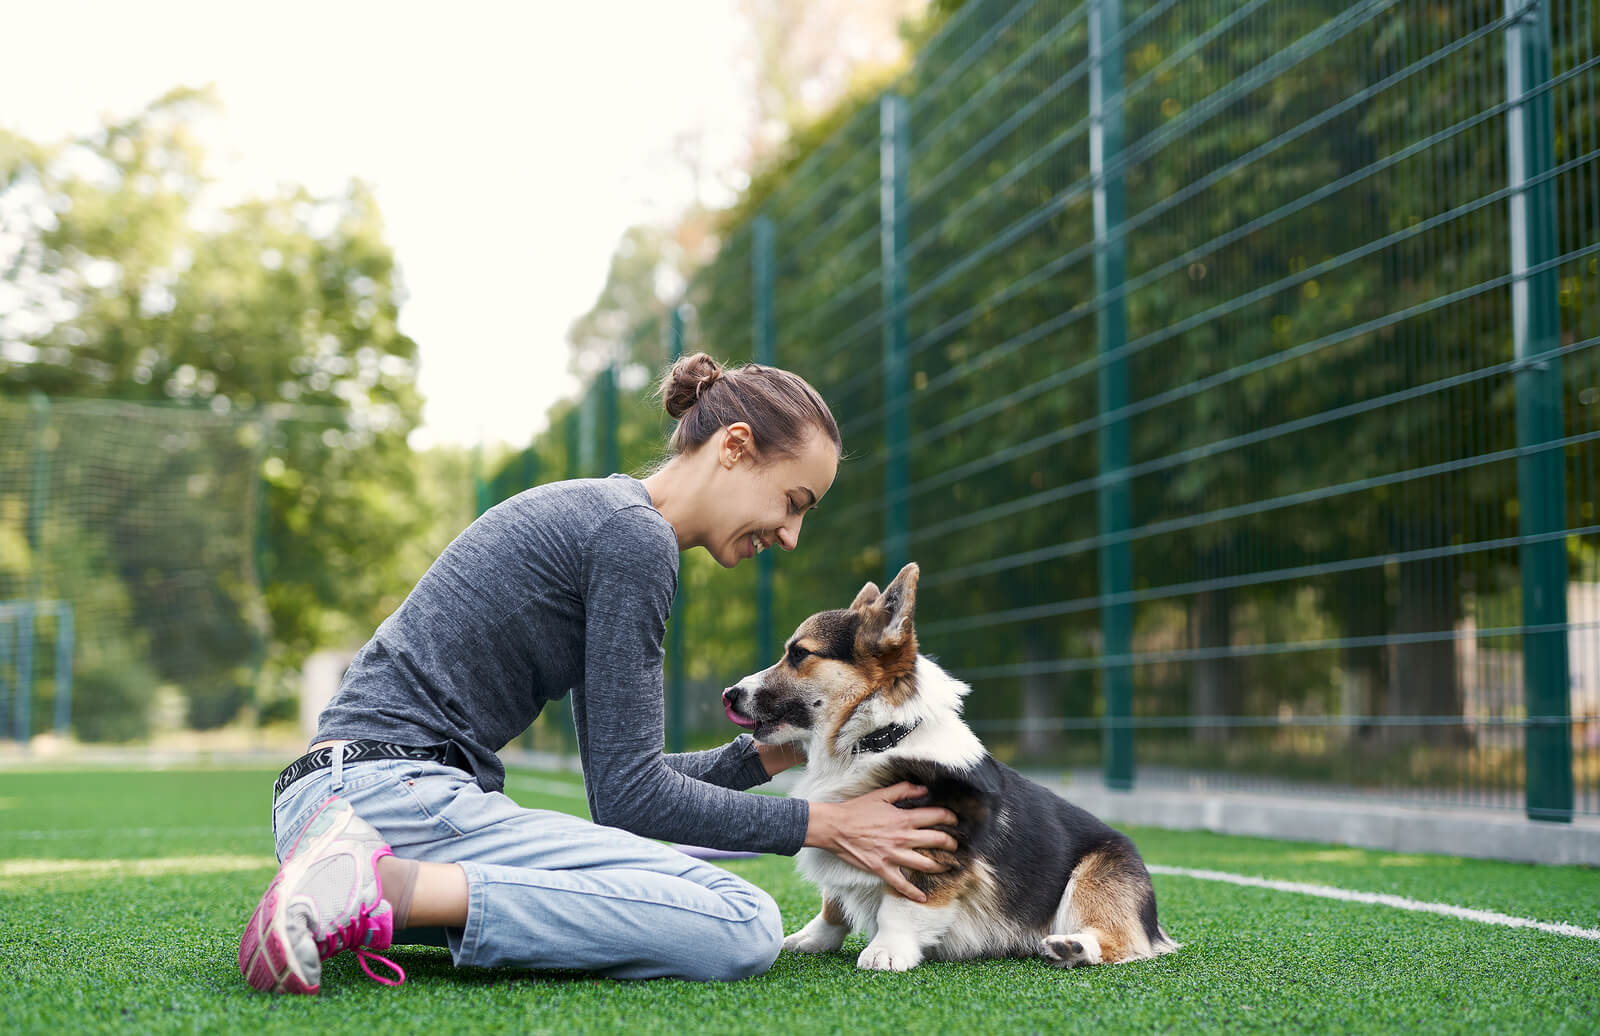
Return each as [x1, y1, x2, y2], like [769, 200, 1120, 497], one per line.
[314, 474, 810, 855]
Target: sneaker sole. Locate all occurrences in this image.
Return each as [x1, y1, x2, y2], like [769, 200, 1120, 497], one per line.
[239, 796, 348, 994]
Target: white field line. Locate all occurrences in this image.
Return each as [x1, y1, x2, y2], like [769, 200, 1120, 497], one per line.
[7, 825, 264, 841]
[4, 777, 591, 841]
[1149, 864, 1600, 941]
[2, 854, 274, 880]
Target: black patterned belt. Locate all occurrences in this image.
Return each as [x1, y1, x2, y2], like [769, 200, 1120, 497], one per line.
[272, 740, 456, 801]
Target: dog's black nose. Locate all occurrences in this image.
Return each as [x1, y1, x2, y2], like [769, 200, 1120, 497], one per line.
[722, 687, 741, 709]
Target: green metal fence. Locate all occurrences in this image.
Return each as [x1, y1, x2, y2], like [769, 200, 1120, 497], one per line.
[511, 0, 1600, 820]
[0, 396, 269, 741]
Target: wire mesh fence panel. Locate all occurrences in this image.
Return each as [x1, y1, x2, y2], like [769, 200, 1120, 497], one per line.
[765, 103, 888, 641]
[0, 398, 266, 741]
[531, 0, 1599, 815]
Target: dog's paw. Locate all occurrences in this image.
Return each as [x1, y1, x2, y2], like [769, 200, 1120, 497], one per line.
[857, 942, 922, 972]
[783, 924, 847, 954]
[782, 913, 848, 954]
[1040, 932, 1102, 968]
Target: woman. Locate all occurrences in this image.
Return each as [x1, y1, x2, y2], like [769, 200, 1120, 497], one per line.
[240, 353, 959, 992]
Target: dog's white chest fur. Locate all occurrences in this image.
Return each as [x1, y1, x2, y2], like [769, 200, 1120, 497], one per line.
[783, 662, 1039, 963]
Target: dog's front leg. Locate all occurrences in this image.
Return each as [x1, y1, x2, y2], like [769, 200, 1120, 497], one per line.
[783, 896, 850, 954]
[856, 894, 954, 972]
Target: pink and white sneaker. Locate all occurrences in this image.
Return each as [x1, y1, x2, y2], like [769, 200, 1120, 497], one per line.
[239, 796, 405, 993]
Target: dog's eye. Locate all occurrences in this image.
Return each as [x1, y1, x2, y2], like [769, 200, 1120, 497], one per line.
[786, 645, 811, 667]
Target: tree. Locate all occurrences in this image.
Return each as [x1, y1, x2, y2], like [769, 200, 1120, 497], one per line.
[1, 87, 429, 727]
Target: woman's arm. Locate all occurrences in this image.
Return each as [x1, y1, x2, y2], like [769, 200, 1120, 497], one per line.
[661, 737, 774, 789]
[574, 508, 810, 853]
[660, 738, 802, 787]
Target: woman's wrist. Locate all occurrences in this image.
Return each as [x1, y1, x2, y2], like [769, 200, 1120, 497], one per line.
[755, 740, 805, 777]
[803, 799, 839, 850]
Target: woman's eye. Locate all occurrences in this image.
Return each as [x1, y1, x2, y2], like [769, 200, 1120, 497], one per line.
[788, 497, 801, 515]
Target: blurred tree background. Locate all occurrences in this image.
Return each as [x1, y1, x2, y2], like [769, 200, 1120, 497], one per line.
[0, 4, 921, 744]
[0, 87, 474, 738]
[5, 0, 1596, 825]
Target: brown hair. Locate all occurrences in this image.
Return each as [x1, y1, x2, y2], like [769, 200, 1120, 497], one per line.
[658, 352, 842, 461]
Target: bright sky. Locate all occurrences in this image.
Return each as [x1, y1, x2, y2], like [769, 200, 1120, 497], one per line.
[0, 0, 754, 449]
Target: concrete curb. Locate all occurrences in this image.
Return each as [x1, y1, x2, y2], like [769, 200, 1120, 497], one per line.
[702, 756, 1600, 867]
[1042, 781, 1600, 867]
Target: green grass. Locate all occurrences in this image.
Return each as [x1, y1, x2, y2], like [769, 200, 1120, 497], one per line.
[2, 766, 1597, 1034]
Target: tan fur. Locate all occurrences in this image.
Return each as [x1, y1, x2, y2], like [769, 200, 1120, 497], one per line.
[827, 685, 881, 753]
[1058, 849, 1155, 962]
[914, 857, 978, 909]
[849, 582, 881, 610]
[920, 861, 1047, 961]
[822, 897, 847, 926]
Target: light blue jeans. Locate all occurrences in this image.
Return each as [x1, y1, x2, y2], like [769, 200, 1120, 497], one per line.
[270, 755, 785, 981]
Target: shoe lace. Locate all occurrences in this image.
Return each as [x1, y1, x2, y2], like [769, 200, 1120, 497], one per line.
[316, 905, 406, 987]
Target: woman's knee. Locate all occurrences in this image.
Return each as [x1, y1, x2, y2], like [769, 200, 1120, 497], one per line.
[695, 884, 784, 981]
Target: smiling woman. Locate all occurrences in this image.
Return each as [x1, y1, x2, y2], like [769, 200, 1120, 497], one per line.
[644, 353, 841, 567]
[239, 351, 959, 996]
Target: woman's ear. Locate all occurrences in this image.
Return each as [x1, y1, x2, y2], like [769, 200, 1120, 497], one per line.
[719, 422, 755, 469]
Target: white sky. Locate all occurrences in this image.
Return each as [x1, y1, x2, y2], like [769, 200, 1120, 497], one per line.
[0, 0, 754, 449]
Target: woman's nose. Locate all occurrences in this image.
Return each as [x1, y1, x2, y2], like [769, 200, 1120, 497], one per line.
[777, 520, 801, 551]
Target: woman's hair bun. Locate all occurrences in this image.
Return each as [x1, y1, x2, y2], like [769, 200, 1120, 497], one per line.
[660, 352, 724, 420]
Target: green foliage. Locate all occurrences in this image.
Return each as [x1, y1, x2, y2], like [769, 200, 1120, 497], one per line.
[68, 652, 161, 743]
[0, 87, 439, 734]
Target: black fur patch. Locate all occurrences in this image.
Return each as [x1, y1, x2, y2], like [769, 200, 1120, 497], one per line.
[871, 757, 990, 899]
[878, 756, 1150, 928]
[1140, 879, 1164, 945]
[796, 609, 860, 661]
[754, 692, 815, 732]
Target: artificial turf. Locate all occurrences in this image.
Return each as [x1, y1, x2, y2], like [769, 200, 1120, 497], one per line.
[1, 766, 1596, 1034]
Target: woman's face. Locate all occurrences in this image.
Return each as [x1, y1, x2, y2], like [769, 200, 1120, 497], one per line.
[706, 426, 838, 569]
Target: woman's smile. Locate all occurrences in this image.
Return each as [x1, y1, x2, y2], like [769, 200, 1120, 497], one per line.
[742, 531, 773, 561]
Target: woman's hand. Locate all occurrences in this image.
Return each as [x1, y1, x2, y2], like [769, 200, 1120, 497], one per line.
[803, 782, 960, 902]
[756, 740, 806, 777]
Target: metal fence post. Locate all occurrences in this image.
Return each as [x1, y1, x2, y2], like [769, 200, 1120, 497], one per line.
[578, 380, 598, 477]
[1506, 0, 1571, 823]
[1091, 0, 1134, 791]
[16, 395, 51, 745]
[600, 364, 619, 477]
[880, 93, 911, 579]
[668, 303, 688, 753]
[52, 603, 72, 736]
[564, 409, 580, 479]
[13, 604, 32, 744]
[0, 611, 10, 740]
[754, 215, 778, 668]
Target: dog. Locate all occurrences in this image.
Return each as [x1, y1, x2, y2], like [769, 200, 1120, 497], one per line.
[721, 562, 1178, 972]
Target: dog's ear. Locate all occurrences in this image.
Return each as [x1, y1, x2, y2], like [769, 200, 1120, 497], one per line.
[862, 563, 918, 648]
[850, 581, 881, 611]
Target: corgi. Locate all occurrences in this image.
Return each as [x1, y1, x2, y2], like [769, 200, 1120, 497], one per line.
[722, 562, 1178, 972]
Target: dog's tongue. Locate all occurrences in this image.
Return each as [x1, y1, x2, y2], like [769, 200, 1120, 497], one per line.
[724, 702, 758, 729]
